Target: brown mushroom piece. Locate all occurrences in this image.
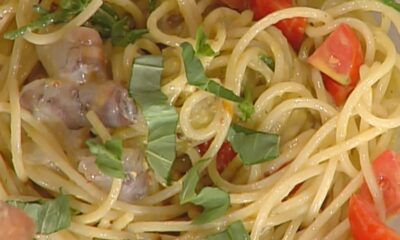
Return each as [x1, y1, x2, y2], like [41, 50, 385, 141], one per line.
[20, 79, 137, 129]
[36, 27, 109, 84]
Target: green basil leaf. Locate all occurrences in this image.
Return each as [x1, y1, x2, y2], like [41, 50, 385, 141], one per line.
[86, 138, 126, 179]
[60, 0, 89, 15]
[207, 221, 250, 240]
[195, 27, 216, 57]
[380, 0, 400, 11]
[129, 56, 178, 183]
[149, 0, 157, 12]
[260, 55, 275, 71]
[33, 5, 49, 15]
[4, 0, 89, 40]
[87, 3, 147, 46]
[238, 86, 255, 121]
[181, 42, 243, 102]
[111, 19, 148, 47]
[191, 187, 230, 224]
[227, 124, 280, 165]
[7, 195, 71, 234]
[88, 3, 118, 38]
[180, 160, 206, 203]
[180, 160, 230, 224]
[4, 11, 68, 40]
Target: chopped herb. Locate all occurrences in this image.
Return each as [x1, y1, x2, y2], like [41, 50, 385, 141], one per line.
[111, 21, 148, 47]
[129, 56, 178, 184]
[380, 0, 400, 11]
[227, 124, 280, 165]
[7, 195, 71, 234]
[181, 42, 242, 102]
[238, 86, 255, 121]
[149, 0, 157, 12]
[181, 42, 255, 119]
[260, 55, 275, 71]
[180, 160, 230, 224]
[195, 27, 217, 57]
[86, 138, 126, 179]
[33, 5, 49, 15]
[207, 221, 250, 240]
[87, 3, 119, 37]
[87, 3, 148, 47]
[4, 0, 89, 40]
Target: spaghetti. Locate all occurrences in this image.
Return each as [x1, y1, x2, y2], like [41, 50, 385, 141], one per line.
[0, 0, 400, 239]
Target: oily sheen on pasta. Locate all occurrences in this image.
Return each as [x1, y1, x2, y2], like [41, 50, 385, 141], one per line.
[0, 0, 400, 239]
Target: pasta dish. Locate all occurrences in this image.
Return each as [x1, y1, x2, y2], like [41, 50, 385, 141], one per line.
[0, 0, 400, 239]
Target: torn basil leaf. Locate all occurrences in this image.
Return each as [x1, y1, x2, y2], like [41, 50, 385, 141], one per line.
[129, 56, 178, 184]
[180, 160, 230, 224]
[111, 21, 148, 47]
[181, 42, 256, 121]
[4, 0, 89, 40]
[207, 221, 250, 240]
[181, 42, 242, 102]
[87, 3, 119, 37]
[260, 55, 275, 71]
[7, 195, 71, 234]
[149, 0, 157, 12]
[195, 27, 216, 57]
[87, 3, 148, 47]
[227, 124, 279, 165]
[238, 86, 255, 121]
[380, 0, 400, 11]
[86, 138, 126, 179]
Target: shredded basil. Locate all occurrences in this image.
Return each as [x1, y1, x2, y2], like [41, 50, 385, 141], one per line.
[180, 160, 230, 224]
[7, 195, 71, 234]
[195, 27, 217, 57]
[129, 56, 178, 184]
[87, 3, 148, 47]
[207, 221, 250, 240]
[181, 42, 255, 120]
[4, 0, 89, 40]
[181, 42, 242, 102]
[238, 86, 255, 121]
[86, 138, 126, 179]
[149, 0, 157, 12]
[227, 124, 280, 165]
[380, 0, 400, 11]
[260, 55, 275, 71]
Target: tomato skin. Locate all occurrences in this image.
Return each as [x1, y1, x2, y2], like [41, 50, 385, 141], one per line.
[359, 151, 400, 217]
[322, 74, 354, 106]
[218, 0, 248, 11]
[216, 141, 237, 172]
[249, 0, 307, 52]
[349, 195, 400, 240]
[349, 150, 400, 240]
[308, 24, 364, 105]
[197, 140, 237, 172]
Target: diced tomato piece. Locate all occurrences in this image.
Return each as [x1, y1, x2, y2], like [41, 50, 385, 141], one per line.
[358, 151, 400, 217]
[197, 139, 211, 157]
[322, 74, 355, 106]
[349, 194, 400, 240]
[249, 0, 307, 52]
[308, 24, 364, 105]
[218, 0, 248, 11]
[349, 150, 400, 240]
[197, 140, 237, 172]
[216, 141, 237, 171]
[0, 203, 36, 240]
